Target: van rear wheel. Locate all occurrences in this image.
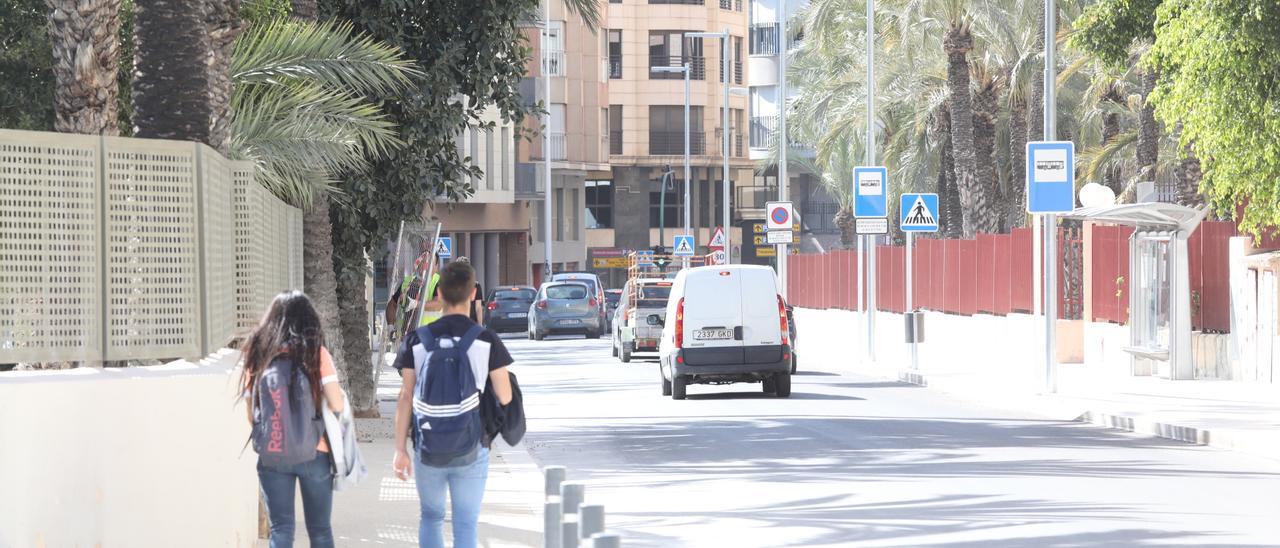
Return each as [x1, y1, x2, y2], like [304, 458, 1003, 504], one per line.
[672, 376, 687, 400]
[762, 376, 776, 394]
[620, 343, 632, 363]
[662, 374, 672, 396]
[773, 372, 791, 398]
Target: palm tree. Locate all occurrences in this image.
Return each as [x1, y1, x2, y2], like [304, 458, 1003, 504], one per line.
[944, 17, 997, 237]
[131, 0, 212, 144]
[47, 0, 122, 135]
[231, 16, 416, 413]
[208, 0, 247, 154]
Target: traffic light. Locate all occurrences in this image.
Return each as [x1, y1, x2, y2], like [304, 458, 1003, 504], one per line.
[652, 245, 670, 269]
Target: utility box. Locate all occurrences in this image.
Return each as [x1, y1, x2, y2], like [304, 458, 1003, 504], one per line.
[904, 311, 925, 343]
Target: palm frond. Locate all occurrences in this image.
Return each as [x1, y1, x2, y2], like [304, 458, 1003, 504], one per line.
[232, 18, 418, 97]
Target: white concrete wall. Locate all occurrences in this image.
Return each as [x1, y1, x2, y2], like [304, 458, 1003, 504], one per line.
[0, 350, 258, 547]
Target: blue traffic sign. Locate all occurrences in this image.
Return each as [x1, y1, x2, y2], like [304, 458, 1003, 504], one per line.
[1026, 141, 1076, 213]
[899, 193, 940, 232]
[672, 235, 695, 257]
[434, 236, 453, 258]
[854, 166, 888, 218]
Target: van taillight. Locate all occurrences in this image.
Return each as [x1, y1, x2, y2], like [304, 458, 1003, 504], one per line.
[777, 295, 789, 344]
[674, 298, 685, 349]
[536, 300, 548, 310]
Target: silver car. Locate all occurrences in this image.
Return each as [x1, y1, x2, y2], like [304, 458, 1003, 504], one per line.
[528, 282, 604, 340]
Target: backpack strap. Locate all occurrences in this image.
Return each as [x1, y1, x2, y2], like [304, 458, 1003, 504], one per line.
[415, 325, 440, 352]
[457, 325, 485, 353]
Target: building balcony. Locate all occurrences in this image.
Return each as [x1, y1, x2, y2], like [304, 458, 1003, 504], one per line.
[544, 49, 566, 77]
[608, 55, 622, 79]
[610, 130, 623, 155]
[750, 115, 776, 150]
[750, 23, 779, 56]
[719, 61, 744, 85]
[549, 132, 567, 161]
[650, 55, 706, 80]
[649, 130, 708, 156]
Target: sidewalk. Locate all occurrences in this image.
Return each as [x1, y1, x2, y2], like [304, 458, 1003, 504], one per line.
[797, 307, 1280, 462]
[256, 357, 544, 547]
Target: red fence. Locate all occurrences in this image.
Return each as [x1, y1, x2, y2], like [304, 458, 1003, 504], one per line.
[787, 221, 1238, 331]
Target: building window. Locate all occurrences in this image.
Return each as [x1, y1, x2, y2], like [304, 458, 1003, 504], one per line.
[586, 180, 613, 229]
[485, 129, 495, 190]
[732, 108, 744, 157]
[649, 105, 705, 155]
[546, 21, 565, 77]
[608, 30, 622, 79]
[532, 199, 543, 242]
[549, 103, 566, 161]
[554, 187, 565, 241]
[734, 36, 744, 84]
[749, 23, 779, 56]
[601, 107, 610, 158]
[649, 31, 704, 80]
[699, 179, 725, 227]
[609, 105, 623, 155]
[470, 129, 479, 188]
[501, 127, 510, 190]
[569, 188, 580, 241]
[649, 0, 703, 4]
[649, 184, 683, 229]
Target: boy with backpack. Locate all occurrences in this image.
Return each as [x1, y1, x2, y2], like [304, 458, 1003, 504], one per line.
[392, 260, 514, 548]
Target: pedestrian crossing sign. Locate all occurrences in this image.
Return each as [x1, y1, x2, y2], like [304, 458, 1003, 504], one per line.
[899, 193, 939, 232]
[673, 235, 695, 257]
[434, 236, 453, 258]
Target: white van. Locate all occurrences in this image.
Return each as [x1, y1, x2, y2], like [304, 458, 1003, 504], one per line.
[650, 264, 793, 399]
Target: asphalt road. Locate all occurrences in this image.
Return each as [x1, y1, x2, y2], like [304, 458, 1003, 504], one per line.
[503, 333, 1280, 548]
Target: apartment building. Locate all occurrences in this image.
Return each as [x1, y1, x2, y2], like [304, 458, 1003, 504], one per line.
[517, 1, 611, 285]
[582, 0, 753, 286]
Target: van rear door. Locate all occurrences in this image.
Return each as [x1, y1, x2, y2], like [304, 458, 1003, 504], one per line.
[680, 268, 745, 365]
[738, 267, 786, 364]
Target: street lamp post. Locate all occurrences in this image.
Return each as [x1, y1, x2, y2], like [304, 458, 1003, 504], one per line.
[1044, 0, 1058, 393]
[864, 0, 877, 362]
[541, 2, 554, 281]
[650, 64, 693, 246]
[777, 0, 789, 296]
[687, 30, 734, 264]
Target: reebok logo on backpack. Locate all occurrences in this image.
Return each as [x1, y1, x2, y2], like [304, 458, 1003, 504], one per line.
[251, 357, 323, 467]
[412, 325, 485, 467]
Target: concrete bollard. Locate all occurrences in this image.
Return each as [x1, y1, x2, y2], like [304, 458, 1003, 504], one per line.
[562, 516, 580, 548]
[561, 481, 586, 516]
[545, 465, 567, 497]
[579, 504, 606, 539]
[544, 500, 563, 548]
[590, 532, 622, 548]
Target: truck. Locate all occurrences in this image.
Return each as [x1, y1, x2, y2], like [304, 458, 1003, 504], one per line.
[611, 251, 700, 362]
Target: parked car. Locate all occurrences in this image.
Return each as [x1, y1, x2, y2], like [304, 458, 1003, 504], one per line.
[528, 282, 604, 340]
[604, 289, 623, 332]
[653, 265, 793, 399]
[484, 286, 537, 333]
[613, 278, 673, 363]
[552, 272, 607, 328]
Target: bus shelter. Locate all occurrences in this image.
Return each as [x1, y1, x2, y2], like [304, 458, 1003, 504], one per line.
[1064, 203, 1208, 380]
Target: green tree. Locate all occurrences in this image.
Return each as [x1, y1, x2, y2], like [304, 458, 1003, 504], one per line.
[1, 0, 55, 130]
[317, 0, 599, 415]
[1147, 0, 1280, 233]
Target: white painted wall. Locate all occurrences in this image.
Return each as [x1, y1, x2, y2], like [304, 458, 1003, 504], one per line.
[0, 350, 258, 547]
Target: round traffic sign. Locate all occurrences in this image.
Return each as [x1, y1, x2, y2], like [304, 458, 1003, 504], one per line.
[770, 207, 790, 225]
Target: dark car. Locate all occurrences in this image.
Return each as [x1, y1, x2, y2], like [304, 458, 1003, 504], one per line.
[604, 289, 623, 331]
[528, 282, 604, 340]
[484, 286, 538, 333]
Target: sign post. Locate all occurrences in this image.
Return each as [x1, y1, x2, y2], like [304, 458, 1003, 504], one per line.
[854, 166, 888, 363]
[765, 202, 795, 281]
[900, 193, 939, 372]
[1027, 140, 1075, 394]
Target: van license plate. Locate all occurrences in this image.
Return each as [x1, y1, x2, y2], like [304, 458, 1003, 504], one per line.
[693, 329, 733, 340]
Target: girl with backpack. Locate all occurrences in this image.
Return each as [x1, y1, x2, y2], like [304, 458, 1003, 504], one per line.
[241, 291, 347, 548]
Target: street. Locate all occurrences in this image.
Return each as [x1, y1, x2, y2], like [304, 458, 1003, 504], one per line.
[506, 334, 1280, 548]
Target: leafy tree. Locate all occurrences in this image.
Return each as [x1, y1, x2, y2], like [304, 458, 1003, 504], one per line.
[1, 0, 55, 130]
[317, 0, 599, 415]
[1147, 0, 1280, 233]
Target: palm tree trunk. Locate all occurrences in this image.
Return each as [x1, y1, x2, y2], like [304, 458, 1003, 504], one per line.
[835, 205, 855, 249]
[1027, 7, 1045, 146]
[1174, 124, 1204, 208]
[972, 70, 1002, 232]
[1008, 94, 1027, 229]
[48, 0, 121, 135]
[206, 0, 246, 155]
[332, 214, 379, 417]
[935, 106, 963, 239]
[290, 0, 355, 408]
[944, 22, 995, 238]
[1137, 67, 1159, 182]
[1101, 85, 1124, 195]
[132, 0, 212, 144]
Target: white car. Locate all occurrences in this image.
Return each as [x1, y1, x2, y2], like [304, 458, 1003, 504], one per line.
[650, 265, 794, 400]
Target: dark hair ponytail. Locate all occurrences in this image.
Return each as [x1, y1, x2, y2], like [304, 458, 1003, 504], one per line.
[240, 290, 325, 406]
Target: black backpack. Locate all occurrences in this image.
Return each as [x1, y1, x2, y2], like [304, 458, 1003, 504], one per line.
[412, 325, 485, 466]
[251, 357, 324, 467]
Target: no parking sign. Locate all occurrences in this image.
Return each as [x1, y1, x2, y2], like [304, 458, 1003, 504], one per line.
[766, 202, 793, 232]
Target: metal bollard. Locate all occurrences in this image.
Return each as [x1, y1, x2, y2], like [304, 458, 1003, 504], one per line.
[560, 481, 586, 516]
[545, 465, 567, 497]
[562, 516, 580, 548]
[544, 500, 563, 548]
[590, 532, 622, 548]
[579, 504, 605, 538]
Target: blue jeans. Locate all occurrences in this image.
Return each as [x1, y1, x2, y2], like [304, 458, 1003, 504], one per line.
[258, 453, 335, 548]
[414, 446, 490, 548]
